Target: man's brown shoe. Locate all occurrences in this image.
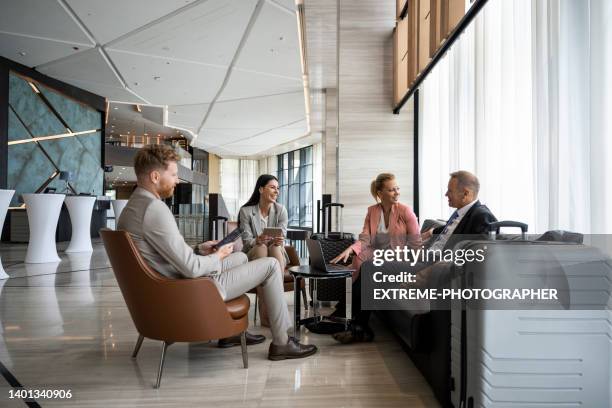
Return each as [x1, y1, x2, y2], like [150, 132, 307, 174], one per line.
[218, 332, 266, 348]
[268, 337, 318, 361]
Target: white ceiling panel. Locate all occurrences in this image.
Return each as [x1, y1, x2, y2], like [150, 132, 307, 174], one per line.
[0, 0, 309, 159]
[234, 1, 301, 79]
[66, 0, 198, 44]
[37, 48, 122, 88]
[167, 103, 210, 131]
[269, 0, 297, 12]
[51, 77, 145, 103]
[107, 0, 257, 66]
[198, 128, 263, 145]
[107, 50, 227, 105]
[218, 68, 302, 101]
[223, 126, 306, 148]
[0, 33, 93, 67]
[0, 0, 93, 45]
[204, 92, 305, 129]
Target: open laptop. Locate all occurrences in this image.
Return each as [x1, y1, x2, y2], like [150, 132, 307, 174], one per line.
[306, 239, 355, 273]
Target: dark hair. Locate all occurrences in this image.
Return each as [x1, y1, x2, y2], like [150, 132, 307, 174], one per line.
[242, 174, 278, 208]
[238, 174, 279, 227]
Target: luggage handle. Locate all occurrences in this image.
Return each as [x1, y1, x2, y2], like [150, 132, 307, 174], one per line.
[323, 203, 344, 239]
[488, 221, 527, 240]
[211, 216, 228, 240]
[323, 203, 344, 209]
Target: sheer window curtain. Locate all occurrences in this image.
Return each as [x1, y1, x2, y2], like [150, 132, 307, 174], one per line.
[220, 159, 259, 220]
[419, 0, 612, 233]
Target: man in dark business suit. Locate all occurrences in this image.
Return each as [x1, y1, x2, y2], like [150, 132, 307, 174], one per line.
[333, 170, 497, 343]
[422, 170, 498, 252]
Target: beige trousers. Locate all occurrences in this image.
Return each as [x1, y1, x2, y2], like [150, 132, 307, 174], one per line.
[213, 252, 290, 345]
[247, 244, 286, 326]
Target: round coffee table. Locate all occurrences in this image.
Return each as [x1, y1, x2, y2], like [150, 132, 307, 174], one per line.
[289, 265, 354, 339]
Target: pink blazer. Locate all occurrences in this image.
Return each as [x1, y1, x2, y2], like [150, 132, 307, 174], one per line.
[350, 202, 421, 271]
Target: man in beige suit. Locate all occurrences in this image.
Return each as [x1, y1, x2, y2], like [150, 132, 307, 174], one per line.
[118, 144, 317, 361]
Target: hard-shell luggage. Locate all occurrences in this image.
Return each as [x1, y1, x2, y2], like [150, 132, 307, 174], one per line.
[450, 222, 612, 408]
[310, 203, 355, 301]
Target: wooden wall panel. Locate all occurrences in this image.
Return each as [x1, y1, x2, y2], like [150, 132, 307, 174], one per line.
[418, 0, 431, 72]
[407, 0, 419, 85]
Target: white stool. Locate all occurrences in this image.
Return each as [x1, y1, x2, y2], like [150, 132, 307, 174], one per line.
[0, 190, 15, 279]
[23, 193, 65, 264]
[64, 196, 96, 253]
[111, 199, 129, 228]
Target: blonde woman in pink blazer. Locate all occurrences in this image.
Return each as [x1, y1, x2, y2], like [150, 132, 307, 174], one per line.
[327, 173, 421, 343]
[331, 173, 421, 274]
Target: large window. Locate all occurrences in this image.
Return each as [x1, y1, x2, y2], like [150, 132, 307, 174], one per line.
[418, 0, 612, 234]
[277, 146, 313, 228]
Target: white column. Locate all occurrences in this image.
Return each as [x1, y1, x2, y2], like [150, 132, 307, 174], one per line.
[0, 190, 15, 279]
[23, 193, 65, 264]
[64, 196, 96, 253]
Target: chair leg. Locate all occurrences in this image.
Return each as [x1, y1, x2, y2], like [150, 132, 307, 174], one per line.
[154, 341, 170, 389]
[240, 331, 248, 369]
[253, 293, 258, 325]
[132, 334, 144, 359]
[301, 287, 308, 310]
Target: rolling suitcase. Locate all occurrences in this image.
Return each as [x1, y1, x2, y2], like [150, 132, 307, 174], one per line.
[450, 222, 612, 408]
[310, 203, 355, 301]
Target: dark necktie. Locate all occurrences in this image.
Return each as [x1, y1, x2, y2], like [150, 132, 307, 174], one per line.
[430, 210, 459, 248]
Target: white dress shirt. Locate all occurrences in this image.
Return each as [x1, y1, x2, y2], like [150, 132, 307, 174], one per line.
[428, 199, 478, 251]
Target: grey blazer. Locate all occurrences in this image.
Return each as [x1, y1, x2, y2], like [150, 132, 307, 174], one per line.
[239, 202, 288, 256]
[117, 187, 221, 279]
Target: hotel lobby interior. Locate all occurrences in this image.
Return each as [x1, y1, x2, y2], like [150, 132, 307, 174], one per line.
[1, 0, 612, 407]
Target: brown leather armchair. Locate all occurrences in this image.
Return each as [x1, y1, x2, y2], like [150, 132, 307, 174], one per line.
[100, 229, 250, 389]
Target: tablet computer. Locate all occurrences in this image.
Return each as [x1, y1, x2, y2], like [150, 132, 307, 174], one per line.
[262, 227, 283, 237]
[212, 228, 241, 249]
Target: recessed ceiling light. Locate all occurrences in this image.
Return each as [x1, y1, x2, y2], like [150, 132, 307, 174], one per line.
[153, 76, 161, 81]
[18, 51, 26, 56]
[72, 46, 79, 51]
[134, 82, 139, 86]
[113, 107, 118, 110]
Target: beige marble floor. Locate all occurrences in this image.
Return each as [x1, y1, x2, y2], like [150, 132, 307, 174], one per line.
[0, 240, 438, 407]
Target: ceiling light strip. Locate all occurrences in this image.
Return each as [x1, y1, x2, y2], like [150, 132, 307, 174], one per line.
[8, 129, 100, 145]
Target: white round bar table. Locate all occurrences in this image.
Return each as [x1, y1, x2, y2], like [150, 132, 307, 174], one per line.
[23, 193, 65, 264]
[111, 199, 129, 227]
[64, 196, 96, 253]
[0, 190, 15, 279]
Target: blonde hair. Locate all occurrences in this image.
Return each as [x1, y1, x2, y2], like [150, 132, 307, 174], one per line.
[370, 173, 395, 202]
[134, 144, 180, 178]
